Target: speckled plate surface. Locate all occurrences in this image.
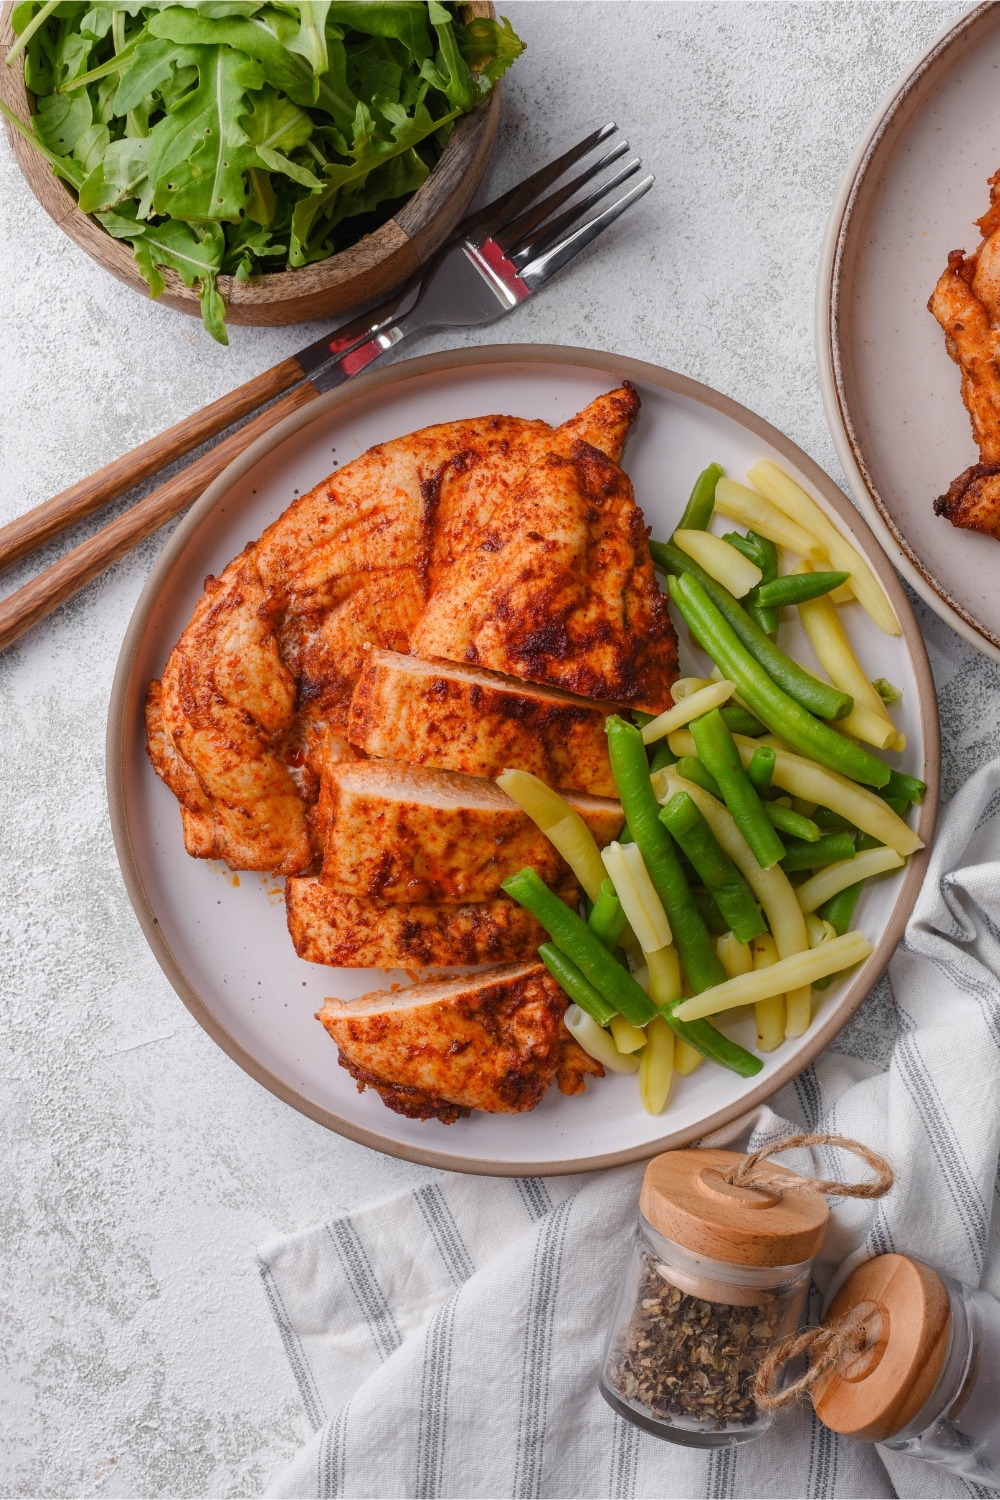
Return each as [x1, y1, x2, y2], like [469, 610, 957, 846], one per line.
[108, 345, 938, 1175]
[818, 2, 1000, 663]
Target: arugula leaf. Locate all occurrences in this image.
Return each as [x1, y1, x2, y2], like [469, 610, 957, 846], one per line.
[146, 45, 264, 222]
[97, 201, 229, 343]
[330, 3, 433, 62]
[456, 15, 525, 84]
[77, 134, 149, 213]
[421, 0, 475, 110]
[33, 88, 93, 155]
[279, 1, 333, 81]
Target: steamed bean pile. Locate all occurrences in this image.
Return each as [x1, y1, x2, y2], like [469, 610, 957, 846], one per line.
[499, 460, 925, 1117]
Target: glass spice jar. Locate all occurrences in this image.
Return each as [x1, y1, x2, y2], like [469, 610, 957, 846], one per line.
[807, 1254, 1000, 1487]
[599, 1146, 829, 1447]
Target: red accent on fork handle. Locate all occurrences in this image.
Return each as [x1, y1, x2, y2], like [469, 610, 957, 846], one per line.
[340, 336, 389, 377]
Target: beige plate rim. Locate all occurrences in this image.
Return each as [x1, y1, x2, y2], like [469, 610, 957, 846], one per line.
[816, 0, 1000, 663]
[106, 343, 940, 1176]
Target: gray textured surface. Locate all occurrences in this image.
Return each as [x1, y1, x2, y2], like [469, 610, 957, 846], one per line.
[0, 3, 991, 1495]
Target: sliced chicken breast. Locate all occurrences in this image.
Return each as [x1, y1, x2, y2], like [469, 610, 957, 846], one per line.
[320, 761, 623, 903]
[286, 877, 564, 968]
[346, 649, 618, 795]
[319, 961, 603, 1121]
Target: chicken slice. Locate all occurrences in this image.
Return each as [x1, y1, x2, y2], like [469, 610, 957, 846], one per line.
[144, 679, 220, 859]
[319, 961, 603, 1120]
[286, 876, 565, 968]
[410, 441, 678, 711]
[320, 761, 623, 903]
[346, 649, 618, 796]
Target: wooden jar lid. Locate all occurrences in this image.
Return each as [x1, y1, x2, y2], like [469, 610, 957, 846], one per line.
[812, 1254, 952, 1441]
[639, 1148, 830, 1267]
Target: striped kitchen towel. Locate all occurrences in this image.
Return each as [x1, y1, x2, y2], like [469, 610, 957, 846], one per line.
[260, 759, 1000, 1500]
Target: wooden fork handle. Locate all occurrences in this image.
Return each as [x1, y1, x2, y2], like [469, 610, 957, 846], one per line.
[0, 354, 306, 572]
[0, 381, 319, 653]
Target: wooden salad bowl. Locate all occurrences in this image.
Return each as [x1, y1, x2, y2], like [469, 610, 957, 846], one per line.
[0, 1, 501, 326]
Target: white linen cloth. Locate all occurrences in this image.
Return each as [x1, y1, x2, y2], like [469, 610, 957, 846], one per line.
[259, 762, 1000, 1500]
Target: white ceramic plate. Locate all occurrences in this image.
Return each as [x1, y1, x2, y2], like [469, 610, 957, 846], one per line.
[818, 2, 1000, 661]
[108, 346, 938, 1175]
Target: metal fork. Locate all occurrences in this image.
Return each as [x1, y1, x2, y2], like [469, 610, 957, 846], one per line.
[295, 127, 653, 390]
[0, 124, 654, 651]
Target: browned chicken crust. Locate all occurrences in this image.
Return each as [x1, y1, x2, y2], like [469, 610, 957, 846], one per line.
[320, 760, 624, 903]
[929, 171, 1000, 534]
[319, 962, 603, 1120]
[147, 389, 645, 871]
[285, 876, 566, 969]
[410, 441, 677, 712]
[346, 649, 618, 796]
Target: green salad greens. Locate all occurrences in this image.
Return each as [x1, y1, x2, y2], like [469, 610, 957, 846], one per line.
[3, 1, 524, 342]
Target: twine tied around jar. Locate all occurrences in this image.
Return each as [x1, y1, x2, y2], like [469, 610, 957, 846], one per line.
[722, 1132, 895, 1200]
[754, 1302, 882, 1411]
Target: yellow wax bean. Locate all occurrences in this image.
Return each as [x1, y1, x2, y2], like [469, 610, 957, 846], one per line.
[714, 477, 827, 560]
[748, 461, 900, 635]
[673, 1037, 705, 1075]
[564, 1007, 640, 1073]
[674, 529, 762, 597]
[751, 934, 785, 1051]
[795, 847, 904, 913]
[640, 680, 736, 744]
[639, 1016, 675, 1114]
[672, 932, 874, 1021]
[610, 1015, 647, 1054]
[717, 932, 753, 979]
[602, 841, 673, 952]
[645, 944, 682, 1007]
[498, 768, 608, 901]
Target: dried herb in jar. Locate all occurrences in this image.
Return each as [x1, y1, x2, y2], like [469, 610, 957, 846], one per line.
[605, 1260, 780, 1429]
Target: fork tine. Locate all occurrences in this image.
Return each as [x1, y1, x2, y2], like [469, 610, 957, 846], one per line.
[506, 157, 644, 264]
[518, 175, 655, 291]
[458, 121, 618, 241]
[492, 139, 631, 252]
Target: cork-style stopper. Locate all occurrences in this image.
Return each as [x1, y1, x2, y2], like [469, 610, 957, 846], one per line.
[639, 1148, 830, 1268]
[812, 1254, 952, 1441]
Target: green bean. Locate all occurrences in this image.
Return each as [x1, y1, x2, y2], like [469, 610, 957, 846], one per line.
[763, 801, 821, 842]
[538, 944, 616, 1026]
[748, 745, 776, 795]
[649, 740, 678, 774]
[632, 709, 656, 728]
[606, 717, 726, 992]
[812, 805, 855, 832]
[691, 886, 730, 934]
[674, 755, 722, 799]
[819, 881, 864, 936]
[720, 703, 767, 736]
[620, 824, 635, 845]
[668, 573, 890, 788]
[588, 879, 629, 950]
[650, 541, 854, 721]
[884, 770, 926, 805]
[660, 997, 763, 1077]
[755, 571, 850, 609]
[660, 792, 766, 943]
[502, 867, 656, 1026]
[676, 463, 723, 531]
[725, 531, 780, 635]
[813, 878, 866, 989]
[690, 709, 786, 869]
[779, 831, 856, 872]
